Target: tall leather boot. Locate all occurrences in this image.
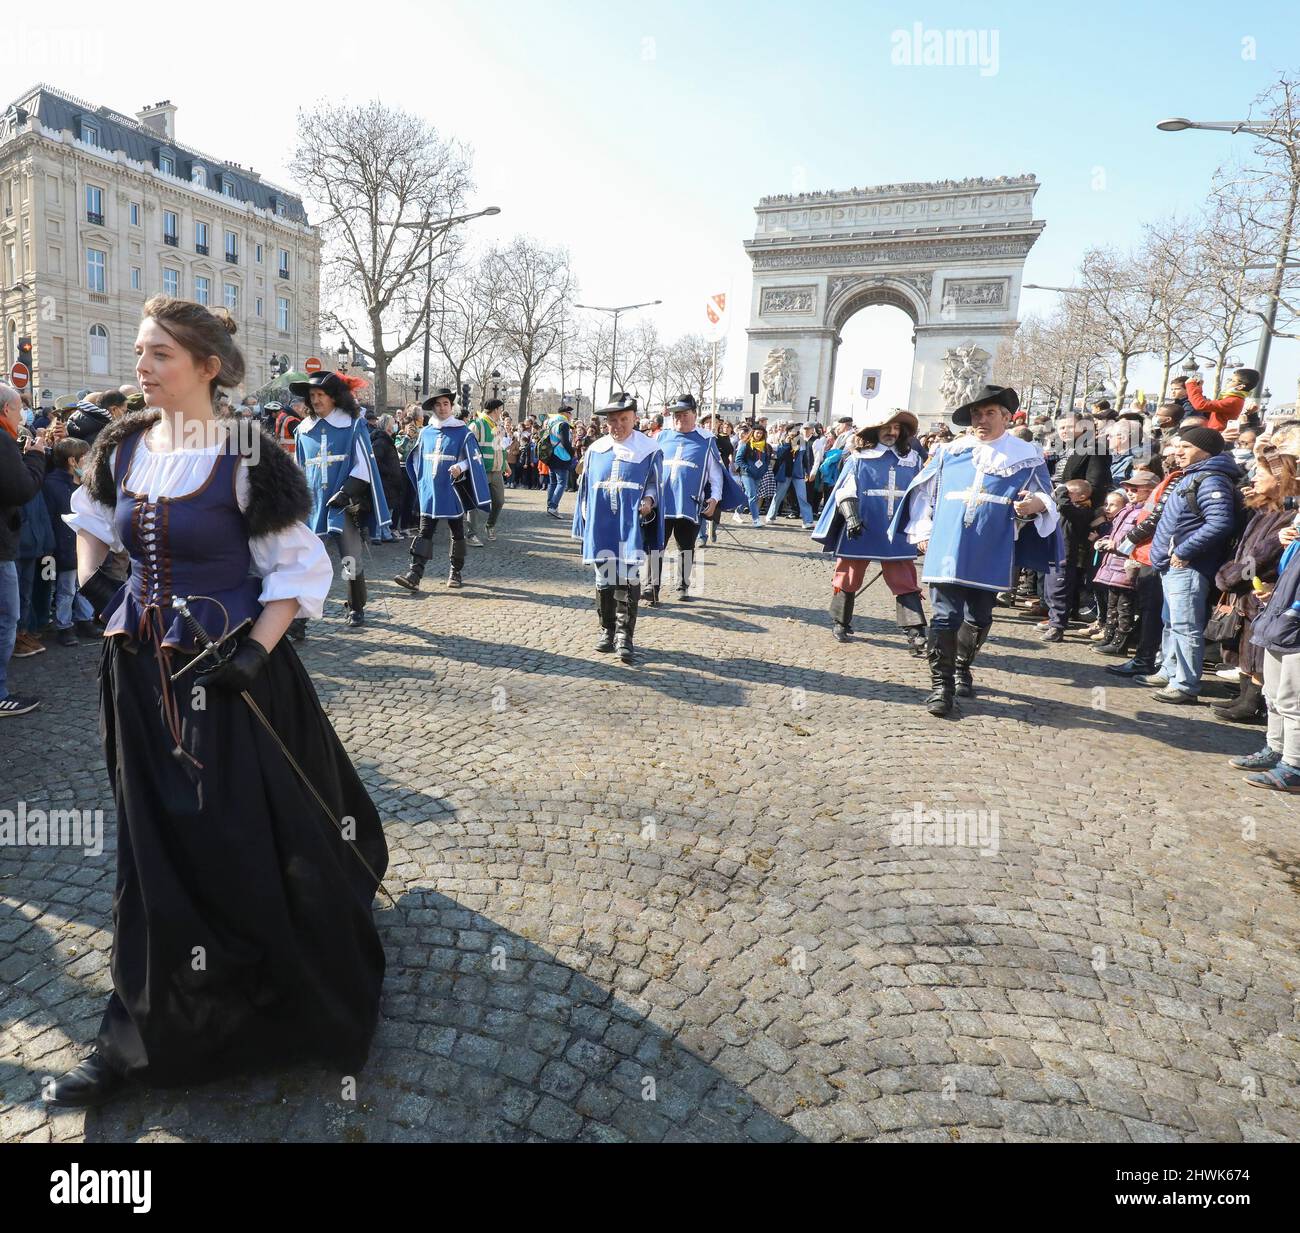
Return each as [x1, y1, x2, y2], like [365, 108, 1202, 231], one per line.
[926, 626, 960, 716]
[954, 622, 990, 698]
[594, 588, 616, 653]
[343, 575, 367, 628]
[614, 585, 640, 663]
[287, 617, 308, 642]
[448, 535, 466, 588]
[896, 591, 927, 657]
[395, 535, 433, 591]
[830, 590, 854, 642]
[677, 548, 695, 599]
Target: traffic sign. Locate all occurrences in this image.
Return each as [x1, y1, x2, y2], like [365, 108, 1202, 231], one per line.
[304, 356, 322, 374]
[10, 361, 30, 389]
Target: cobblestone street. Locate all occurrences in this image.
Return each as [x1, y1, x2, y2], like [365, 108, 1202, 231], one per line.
[3, 486, 1300, 1143]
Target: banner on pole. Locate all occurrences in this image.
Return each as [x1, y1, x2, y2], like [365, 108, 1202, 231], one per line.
[704, 292, 728, 341]
[860, 368, 882, 400]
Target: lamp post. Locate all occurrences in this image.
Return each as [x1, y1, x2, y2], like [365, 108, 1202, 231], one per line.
[1157, 116, 1298, 389]
[573, 299, 662, 402]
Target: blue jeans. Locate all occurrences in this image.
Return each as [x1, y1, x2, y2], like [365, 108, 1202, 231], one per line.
[1159, 566, 1212, 694]
[739, 474, 761, 523]
[0, 560, 19, 701]
[547, 464, 570, 511]
[765, 475, 813, 524]
[54, 570, 93, 630]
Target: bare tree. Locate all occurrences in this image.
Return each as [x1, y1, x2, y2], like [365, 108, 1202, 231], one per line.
[482, 237, 573, 418]
[291, 100, 475, 410]
[1071, 247, 1159, 406]
[572, 319, 612, 416]
[431, 246, 503, 405]
[667, 334, 726, 409]
[1139, 218, 1210, 398]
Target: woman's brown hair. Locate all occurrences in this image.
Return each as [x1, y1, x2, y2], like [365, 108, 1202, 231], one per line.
[1248, 452, 1300, 509]
[141, 295, 245, 398]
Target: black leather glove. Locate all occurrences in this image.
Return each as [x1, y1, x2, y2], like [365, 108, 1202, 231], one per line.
[326, 476, 370, 511]
[79, 564, 124, 621]
[837, 497, 864, 538]
[194, 637, 270, 693]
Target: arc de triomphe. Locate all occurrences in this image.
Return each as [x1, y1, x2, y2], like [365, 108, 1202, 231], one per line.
[743, 176, 1045, 424]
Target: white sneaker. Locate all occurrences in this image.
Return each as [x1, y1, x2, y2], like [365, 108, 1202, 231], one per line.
[466, 533, 485, 548]
[1215, 666, 1241, 681]
[732, 512, 745, 525]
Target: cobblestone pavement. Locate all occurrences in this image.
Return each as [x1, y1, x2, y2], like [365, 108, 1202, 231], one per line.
[3, 485, 1300, 1143]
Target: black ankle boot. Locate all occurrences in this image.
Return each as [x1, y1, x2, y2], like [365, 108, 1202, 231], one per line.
[926, 628, 959, 716]
[1213, 678, 1266, 724]
[46, 1050, 127, 1108]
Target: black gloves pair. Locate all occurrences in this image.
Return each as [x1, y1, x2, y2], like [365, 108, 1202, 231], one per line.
[326, 477, 371, 519]
[194, 637, 270, 693]
[837, 498, 864, 538]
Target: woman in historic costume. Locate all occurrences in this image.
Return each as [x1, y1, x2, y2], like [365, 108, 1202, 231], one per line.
[812, 408, 927, 652]
[292, 370, 391, 629]
[48, 296, 388, 1108]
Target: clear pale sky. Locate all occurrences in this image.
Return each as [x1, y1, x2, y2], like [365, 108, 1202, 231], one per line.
[9, 0, 1299, 414]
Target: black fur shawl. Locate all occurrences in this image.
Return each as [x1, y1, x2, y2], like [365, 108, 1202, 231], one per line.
[85, 410, 310, 538]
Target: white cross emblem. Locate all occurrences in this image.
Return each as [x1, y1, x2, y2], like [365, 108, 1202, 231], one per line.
[304, 443, 348, 487]
[866, 466, 908, 518]
[594, 457, 642, 515]
[945, 464, 1013, 526]
[423, 446, 458, 477]
[662, 446, 699, 479]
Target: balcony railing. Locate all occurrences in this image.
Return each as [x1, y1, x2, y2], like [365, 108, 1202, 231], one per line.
[164, 234, 178, 247]
[278, 268, 290, 279]
[225, 251, 238, 264]
[196, 243, 209, 256]
[86, 211, 104, 225]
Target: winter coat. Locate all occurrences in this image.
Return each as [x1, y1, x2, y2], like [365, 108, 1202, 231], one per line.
[1093, 501, 1147, 588]
[1216, 506, 1292, 677]
[369, 427, 404, 516]
[0, 432, 47, 562]
[1150, 453, 1241, 578]
[41, 466, 82, 573]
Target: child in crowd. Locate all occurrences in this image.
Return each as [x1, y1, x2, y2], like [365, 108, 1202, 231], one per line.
[1090, 488, 1143, 655]
[42, 437, 97, 646]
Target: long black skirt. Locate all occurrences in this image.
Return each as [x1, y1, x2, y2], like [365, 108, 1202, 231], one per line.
[95, 633, 389, 1087]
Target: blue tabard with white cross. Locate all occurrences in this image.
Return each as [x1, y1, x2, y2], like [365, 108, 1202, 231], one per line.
[654, 429, 748, 522]
[813, 447, 921, 561]
[296, 416, 391, 538]
[572, 447, 665, 565]
[406, 421, 491, 518]
[889, 441, 1062, 591]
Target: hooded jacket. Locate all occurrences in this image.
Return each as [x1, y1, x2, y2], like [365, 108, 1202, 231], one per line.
[1149, 453, 1241, 578]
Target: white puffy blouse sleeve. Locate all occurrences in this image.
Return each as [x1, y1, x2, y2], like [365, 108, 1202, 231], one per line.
[65, 448, 124, 552]
[236, 461, 334, 620]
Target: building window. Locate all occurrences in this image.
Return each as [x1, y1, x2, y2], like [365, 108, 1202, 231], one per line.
[163, 268, 179, 297]
[222, 179, 238, 198]
[255, 244, 263, 264]
[224, 282, 238, 311]
[159, 152, 175, 175]
[130, 267, 142, 291]
[195, 221, 209, 255]
[48, 246, 62, 274]
[85, 185, 104, 225]
[276, 296, 290, 331]
[195, 276, 210, 306]
[276, 201, 287, 218]
[89, 325, 109, 375]
[224, 230, 238, 263]
[130, 201, 140, 227]
[81, 120, 100, 147]
[46, 174, 60, 205]
[255, 297, 263, 318]
[163, 211, 178, 245]
[50, 336, 65, 367]
[191, 164, 206, 187]
[3, 243, 14, 286]
[278, 249, 290, 278]
[87, 248, 107, 294]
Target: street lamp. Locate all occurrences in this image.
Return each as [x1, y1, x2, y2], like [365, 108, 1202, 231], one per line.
[337, 342, 350, 371]
[1157, 115, 1297, 388]
[490, 369, 501, 400]
[573, 299, 662, 402]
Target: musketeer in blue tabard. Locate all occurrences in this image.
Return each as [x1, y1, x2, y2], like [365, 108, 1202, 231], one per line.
[646, 392, 748, 604]
[572, 391, 664, 664]
[293, 370, 391, 630]
[812, 407, 927, 653]
[394, 387, 491, 591]
[889, 384, 1062, 717]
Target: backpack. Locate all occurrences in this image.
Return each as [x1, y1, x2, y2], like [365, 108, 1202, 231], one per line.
[537, 430, 555, 464]
[819, 447, 844, 486]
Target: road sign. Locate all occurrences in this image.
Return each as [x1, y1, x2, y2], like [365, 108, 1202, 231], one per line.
[304, 356, 322, 374]
[860, 368, 882, 400]
[9, 361, 30, 389]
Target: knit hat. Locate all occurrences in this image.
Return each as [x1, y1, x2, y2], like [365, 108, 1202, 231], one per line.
[1176, 426, 1224, 456]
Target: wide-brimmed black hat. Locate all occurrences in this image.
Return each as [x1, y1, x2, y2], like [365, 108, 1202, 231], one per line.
[602, 391, 638, 414]
[421, 387, 457, 411]
[557, 401, 574, 413]
[667, 393, 697, 413]
[288, 370, 352, 402]
[951, 384, 1020, 426]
